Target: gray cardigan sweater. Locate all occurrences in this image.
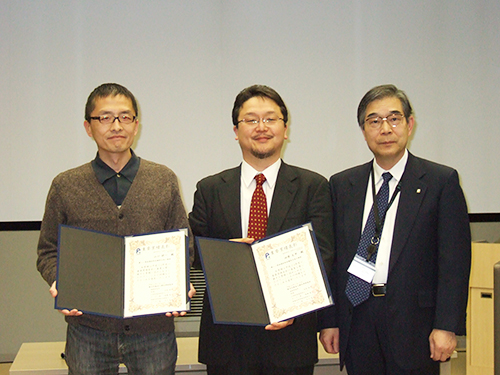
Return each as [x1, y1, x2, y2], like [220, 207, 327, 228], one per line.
[37, 159, 193, 334]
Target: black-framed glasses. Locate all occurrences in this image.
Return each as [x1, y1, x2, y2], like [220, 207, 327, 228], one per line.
[237, 117, 284, 126]
[364, 113, 405, 130]
[90, 114, 137, 125]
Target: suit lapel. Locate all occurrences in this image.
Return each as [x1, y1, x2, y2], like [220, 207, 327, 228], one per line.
[389, 153, 427, 272]
[344, 163, 372, 258]
[218, 166, 243, 238]
[267, 162, 298, 235]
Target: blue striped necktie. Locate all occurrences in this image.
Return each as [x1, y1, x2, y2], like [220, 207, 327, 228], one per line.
[345, 172, 393, 306]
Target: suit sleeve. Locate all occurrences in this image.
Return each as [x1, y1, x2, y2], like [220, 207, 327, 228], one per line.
[164, 173, 195, 266]
[188, 180, 211, 269]
[317, 176, 338, 329]
[307, 176, 335, 273]
[434, 169, 471, 334]
[189, 180, 211, 235]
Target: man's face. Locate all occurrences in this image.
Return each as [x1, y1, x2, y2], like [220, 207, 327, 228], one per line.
[233, 96, 288, 164]
[362, 96, 414, 169]
[84, 95, 139, 158]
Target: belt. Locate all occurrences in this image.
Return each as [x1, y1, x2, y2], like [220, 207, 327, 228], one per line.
[371, 284, 387, 297]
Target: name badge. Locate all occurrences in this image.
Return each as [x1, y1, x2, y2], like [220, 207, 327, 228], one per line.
[347, 255, 376, 283]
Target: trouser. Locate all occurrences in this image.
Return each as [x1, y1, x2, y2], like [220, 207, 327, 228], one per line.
[65, 323, 177, 375]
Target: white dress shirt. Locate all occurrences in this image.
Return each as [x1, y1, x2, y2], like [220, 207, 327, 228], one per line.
[362, 150, 408, 284]
[240, 159, 281, 238]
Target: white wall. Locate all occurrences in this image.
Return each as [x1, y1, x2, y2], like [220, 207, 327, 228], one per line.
[1, 0, 499, 219]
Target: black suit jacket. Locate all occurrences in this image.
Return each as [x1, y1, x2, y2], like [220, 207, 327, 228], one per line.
[189, 161, 334, 367]
[319, 152, 471, 370]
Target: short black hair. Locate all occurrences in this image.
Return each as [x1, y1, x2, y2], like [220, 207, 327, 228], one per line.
[85, 83, 138, 122]
[232, 84, 288, 127]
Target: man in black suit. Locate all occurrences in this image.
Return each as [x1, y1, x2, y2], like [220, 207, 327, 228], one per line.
[319, 84, 471, 374]
[189, 84, 334, 375]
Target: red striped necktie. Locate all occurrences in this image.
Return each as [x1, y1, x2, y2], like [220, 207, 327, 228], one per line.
[247, 174, 268, 240]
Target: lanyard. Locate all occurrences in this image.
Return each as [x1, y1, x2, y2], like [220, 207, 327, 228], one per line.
[366, 167, 401, 262]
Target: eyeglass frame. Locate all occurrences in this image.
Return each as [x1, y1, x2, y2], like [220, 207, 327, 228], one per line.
[237, 117, 285, 126]
[363, 112, 406, 130]
[89, 114, 137, 125]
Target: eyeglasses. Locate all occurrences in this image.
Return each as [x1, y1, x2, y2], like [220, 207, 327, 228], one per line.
[90, 114, 137, 125]
[237, 117, 284, 126]
[364, 113, 405, 130]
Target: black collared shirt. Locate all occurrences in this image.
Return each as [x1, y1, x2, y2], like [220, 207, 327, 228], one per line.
[91, 150, 141, 206]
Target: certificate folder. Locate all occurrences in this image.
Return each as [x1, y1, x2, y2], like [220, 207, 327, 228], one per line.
[56, 225, 190, 318]
[196, 223, 333, 326]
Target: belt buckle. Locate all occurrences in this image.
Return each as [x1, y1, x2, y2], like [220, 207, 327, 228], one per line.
[371, 283, 386, 297]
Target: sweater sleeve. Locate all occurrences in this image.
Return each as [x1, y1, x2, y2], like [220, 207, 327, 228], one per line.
[37, 178, 66, 285]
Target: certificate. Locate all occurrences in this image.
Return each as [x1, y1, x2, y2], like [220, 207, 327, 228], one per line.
[196, 223, 332, 325]
[56, 225, 190, 318]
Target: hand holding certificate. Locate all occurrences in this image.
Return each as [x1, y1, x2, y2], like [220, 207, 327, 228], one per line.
[55, 225, 190, 318]
[196, 223, 333, 326]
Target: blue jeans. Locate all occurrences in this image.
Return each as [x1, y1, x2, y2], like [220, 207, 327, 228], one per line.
[65, 323, 177, 375]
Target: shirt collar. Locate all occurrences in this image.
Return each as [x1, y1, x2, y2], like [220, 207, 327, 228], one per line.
[241, 158, 282, 188]
[91, 149, 140, 184]
[372, 149, 408, 184]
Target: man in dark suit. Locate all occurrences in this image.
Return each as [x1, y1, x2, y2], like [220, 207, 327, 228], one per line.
[319, 84, 471, 374]
[189, 84, 334, 375]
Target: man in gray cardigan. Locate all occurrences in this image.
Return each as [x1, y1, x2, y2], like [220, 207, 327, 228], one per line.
[37, 83, 194, 375]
